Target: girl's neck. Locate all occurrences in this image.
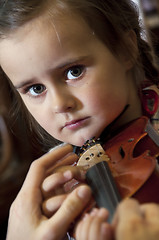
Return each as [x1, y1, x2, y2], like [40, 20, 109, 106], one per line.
[100, 85, 143, 141]
[114, 72, 143, 130]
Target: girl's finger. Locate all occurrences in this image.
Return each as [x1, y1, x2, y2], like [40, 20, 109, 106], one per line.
[75, 218, 85, 240]
[76, 213, 92, 240]
[75, 208, 111, 240]
[88, 209, 110, 240]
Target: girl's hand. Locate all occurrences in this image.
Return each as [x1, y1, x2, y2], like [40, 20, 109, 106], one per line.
[75, 208, 113, 240]
[6, 144, 92, 240]
[113, 198, 159, 240]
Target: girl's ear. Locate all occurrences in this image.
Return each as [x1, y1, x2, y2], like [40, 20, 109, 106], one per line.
[122, 30, 139, 70]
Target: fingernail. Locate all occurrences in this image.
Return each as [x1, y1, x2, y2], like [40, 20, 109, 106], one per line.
[97, 208, 109, 218]
[77, 185, 91, 199]
[83, 213, 89, 220]
[90, 208, 98, 216]
[63, 170, 72, 180]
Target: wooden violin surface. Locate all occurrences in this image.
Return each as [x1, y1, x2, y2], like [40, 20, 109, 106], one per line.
[77, 116, 159, 202]
[102, 116, 159, 202]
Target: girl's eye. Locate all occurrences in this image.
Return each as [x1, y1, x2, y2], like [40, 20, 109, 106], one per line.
[66, 65, 84, 80]
[26, 84, 46, 96]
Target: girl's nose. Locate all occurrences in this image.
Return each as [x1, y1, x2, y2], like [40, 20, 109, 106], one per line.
[51, 89, 76, 113]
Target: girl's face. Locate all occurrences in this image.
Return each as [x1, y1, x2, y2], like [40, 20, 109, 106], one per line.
[0, 14, 141, 146]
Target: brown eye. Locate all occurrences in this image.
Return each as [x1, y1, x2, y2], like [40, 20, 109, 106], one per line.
[66, 65, 84, 80]
[29, 84, 46, 96]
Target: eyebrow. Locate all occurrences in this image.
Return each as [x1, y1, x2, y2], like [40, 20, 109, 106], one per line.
[54, 55, 89, 70]
[15, 79, 36, 89]
[15, 55, 90, 89]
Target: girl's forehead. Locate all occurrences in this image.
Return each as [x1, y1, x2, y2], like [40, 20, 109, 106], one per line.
[7, 12, 94, 43]
[0, 12, 102, 79]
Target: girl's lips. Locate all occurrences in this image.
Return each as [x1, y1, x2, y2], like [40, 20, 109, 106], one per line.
[64, 117, 90, 130]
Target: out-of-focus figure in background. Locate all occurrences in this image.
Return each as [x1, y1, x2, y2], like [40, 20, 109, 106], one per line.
[140, 0, 159, 57]
[140, 0, 159, 132]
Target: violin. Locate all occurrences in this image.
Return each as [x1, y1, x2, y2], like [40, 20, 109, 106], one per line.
[67, 116, 159, 239]
[78, 116, 159, 205]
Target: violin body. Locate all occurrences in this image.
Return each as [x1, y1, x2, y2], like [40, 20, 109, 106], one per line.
[102, 116, 159, 203]
[77, 116, 159, 204]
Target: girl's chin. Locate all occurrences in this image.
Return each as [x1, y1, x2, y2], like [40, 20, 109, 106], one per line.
[68, 138, 89, 147]
[70, 134, 101, 147]
[59, 128, 103, 146]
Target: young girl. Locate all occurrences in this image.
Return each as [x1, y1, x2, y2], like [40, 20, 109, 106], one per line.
[0, 0, 159, 239]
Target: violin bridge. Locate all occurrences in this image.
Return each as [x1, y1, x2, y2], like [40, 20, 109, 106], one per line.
[77, 143, 110, 169]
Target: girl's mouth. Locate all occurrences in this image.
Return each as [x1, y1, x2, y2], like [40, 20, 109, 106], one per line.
[64, 117, 90, 130]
